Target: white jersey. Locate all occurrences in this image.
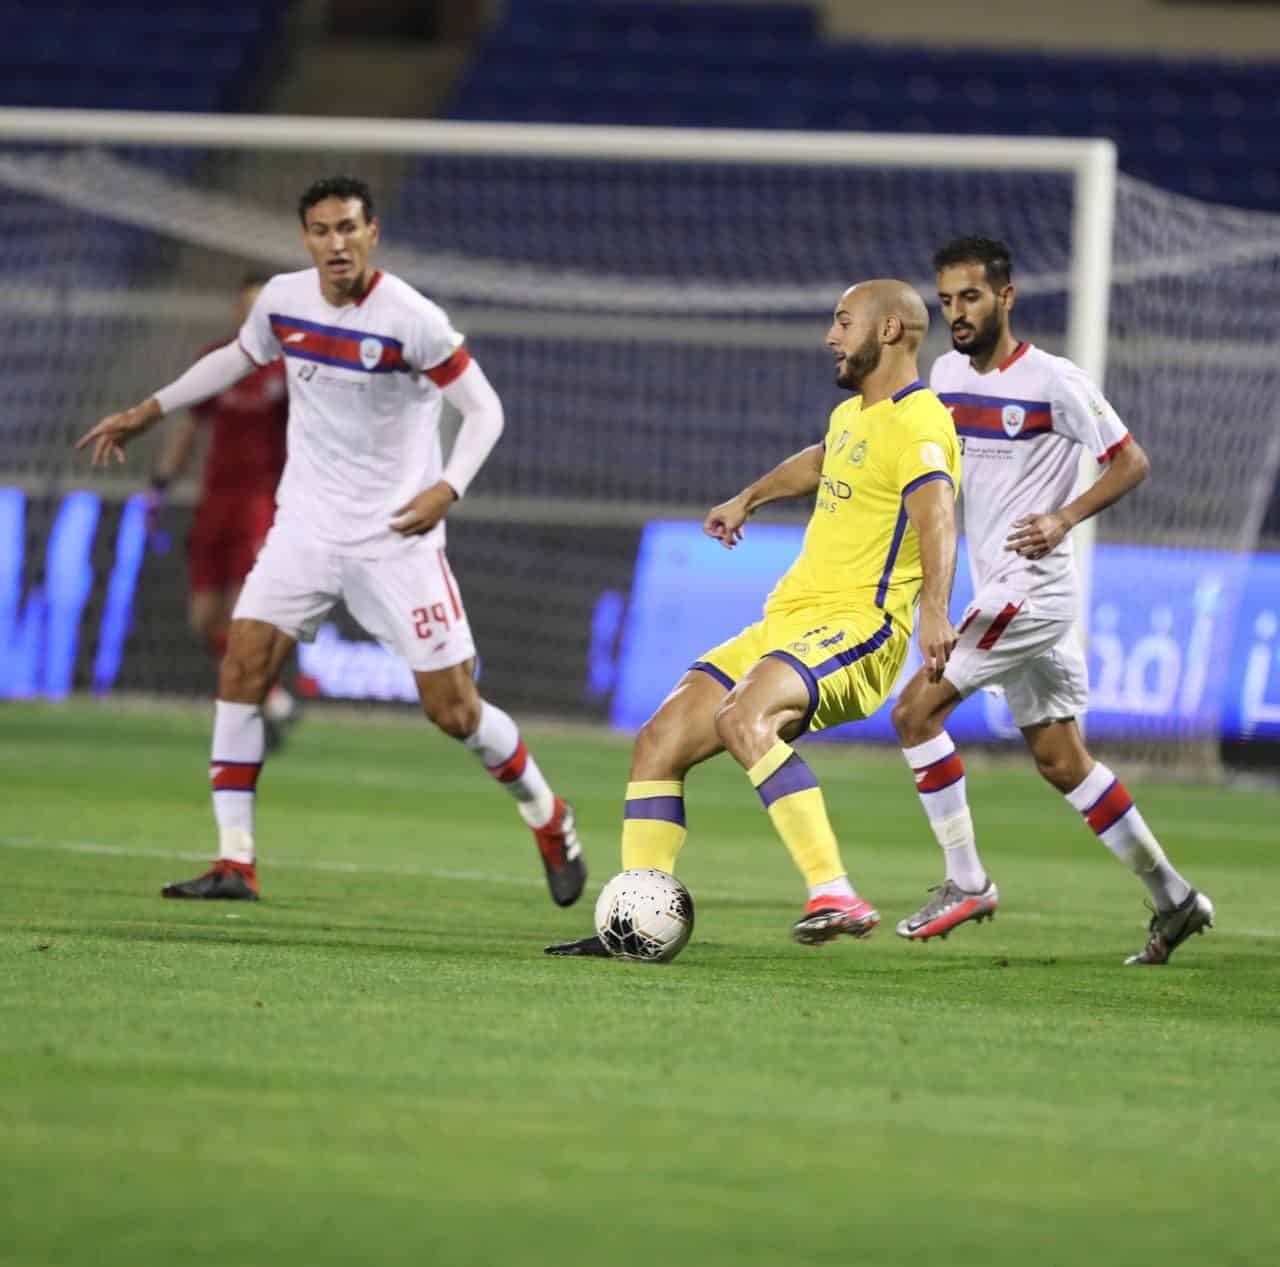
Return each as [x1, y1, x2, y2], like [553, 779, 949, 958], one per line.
[238, 268, 468, 557]
[930, 343, 1131, 618]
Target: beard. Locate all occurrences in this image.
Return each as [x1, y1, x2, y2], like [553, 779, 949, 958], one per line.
[950, 307, 1003, 359]
[835, 330, 883, 391]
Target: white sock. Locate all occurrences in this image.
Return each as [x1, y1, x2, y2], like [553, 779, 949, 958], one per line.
[1065, 763, 1192, 911]
[463, 701, 556, 828]
[902, 733, 986, 892]
[210, 700, 263, 864]
[809, 875, 856, 901]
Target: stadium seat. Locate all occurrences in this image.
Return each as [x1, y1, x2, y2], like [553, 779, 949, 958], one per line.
[445, 0, 1280, 215]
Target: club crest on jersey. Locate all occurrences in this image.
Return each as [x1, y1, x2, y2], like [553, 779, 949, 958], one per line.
[848, 439, 868, 467]
[1001, 404, 1026, 437]
[359, 337, 383, 370]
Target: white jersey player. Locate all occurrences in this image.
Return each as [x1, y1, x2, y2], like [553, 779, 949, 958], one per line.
[77, 176, 587, 910]
[888, 236, 1212, 965]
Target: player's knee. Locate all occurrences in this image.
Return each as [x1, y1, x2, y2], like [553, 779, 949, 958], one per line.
[1033, 752, 1079, 792]
[218, 650, 270, 703]
[891, 693, 923, 744]
[632, 707, 691, 776]
[428, 694, 481, 739]
[713, 695, 760, 757]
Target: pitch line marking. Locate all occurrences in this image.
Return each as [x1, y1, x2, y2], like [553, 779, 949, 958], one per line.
[1, 838, 1276, 938]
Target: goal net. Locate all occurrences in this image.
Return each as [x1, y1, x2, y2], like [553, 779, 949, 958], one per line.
[1, 110, 1277, 770]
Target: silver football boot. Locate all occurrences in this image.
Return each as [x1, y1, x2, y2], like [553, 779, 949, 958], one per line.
[1124, 890, 1214, 965]
[895, 879, 999, 941]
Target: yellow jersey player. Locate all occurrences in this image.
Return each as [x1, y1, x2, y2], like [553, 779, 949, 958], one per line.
[548, 279, 961, 955]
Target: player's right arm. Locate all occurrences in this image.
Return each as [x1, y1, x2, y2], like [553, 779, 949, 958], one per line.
[703, 443, 824, 549]
[1006, 363, 1148, 559]
[76, 283, 278, 466]
[905, 477, 959, 681]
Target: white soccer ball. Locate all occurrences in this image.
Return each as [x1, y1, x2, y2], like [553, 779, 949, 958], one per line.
[593, 868, 695, 963]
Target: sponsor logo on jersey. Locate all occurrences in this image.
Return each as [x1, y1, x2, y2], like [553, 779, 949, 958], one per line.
[820, 475, 853, 500]
[832, 429, 849, 455]
[359, 337, 384, 370]
[848, 439, 868, 467]
[284, 332, 307, 343]
[790, 641, 811, 656]
[919, 441, 947, 470]
[1001, 404, 1026, 437]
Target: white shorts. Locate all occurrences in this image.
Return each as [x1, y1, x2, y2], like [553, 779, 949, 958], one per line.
[233, 520, 476, 673]
[943, 591, 1088, 729]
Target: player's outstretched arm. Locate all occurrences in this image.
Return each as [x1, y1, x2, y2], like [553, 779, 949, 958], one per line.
[704, 443, 824, 549]
[74, 342, 256, 468]
[1005, 439, 1150, 560]
[905, 477, 959, 682]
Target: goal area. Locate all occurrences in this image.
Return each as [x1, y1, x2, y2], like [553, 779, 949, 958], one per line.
[2, 108, 1278, 769]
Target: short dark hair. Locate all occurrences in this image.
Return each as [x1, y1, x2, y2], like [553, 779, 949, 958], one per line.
[297, 176, 375, 225]
[933, 236, 1012, 290]
[239, 271, 269, 290]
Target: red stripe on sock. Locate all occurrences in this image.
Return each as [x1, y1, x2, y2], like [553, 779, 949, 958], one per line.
[976, 602, 1023, 651]
[914, 751, 965, 793]
[210, 762, 261, 792]
[487, 740, 528, 784]
[1085, 780, 1134, 834]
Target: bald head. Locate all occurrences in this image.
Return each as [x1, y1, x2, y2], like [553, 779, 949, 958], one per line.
[838, 279, 929, 351]
[828, 279, 929, 395]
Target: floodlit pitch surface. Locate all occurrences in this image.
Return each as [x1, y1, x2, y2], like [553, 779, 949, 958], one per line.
[1, 700, 1276, 1267]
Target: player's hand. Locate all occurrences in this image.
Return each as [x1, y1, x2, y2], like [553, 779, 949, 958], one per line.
[75, 400, 160, 466]
[1005, 511, 1070, 560]
[390, 481, 457, 535]
[917, 604, 957, 684]
[704, 494, 751, 549]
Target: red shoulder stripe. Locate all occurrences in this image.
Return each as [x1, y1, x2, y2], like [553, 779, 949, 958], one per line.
[426, 345, 471, 388]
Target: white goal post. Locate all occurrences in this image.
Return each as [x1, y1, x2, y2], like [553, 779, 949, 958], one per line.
[0, 106, 1116, 609]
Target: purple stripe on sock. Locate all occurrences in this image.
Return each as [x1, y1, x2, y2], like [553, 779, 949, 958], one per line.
[624, 796, 687, 827]
[756, 753, 819, 808]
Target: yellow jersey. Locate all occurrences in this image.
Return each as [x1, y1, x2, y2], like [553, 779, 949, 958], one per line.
[765, 381, 961, 632]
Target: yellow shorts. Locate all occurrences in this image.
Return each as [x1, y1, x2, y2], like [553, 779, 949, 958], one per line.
[693, 607, 909, 735]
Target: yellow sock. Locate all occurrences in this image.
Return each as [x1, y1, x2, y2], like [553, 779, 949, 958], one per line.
[747, 740, 846, 887]
[621, 780, 686, 872]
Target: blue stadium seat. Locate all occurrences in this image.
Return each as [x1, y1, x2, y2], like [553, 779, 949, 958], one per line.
[446, 1, 1280, 214]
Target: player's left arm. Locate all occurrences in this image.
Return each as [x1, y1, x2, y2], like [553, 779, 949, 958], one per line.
[390, 349, 504, 536]
[1006, 370, 1149, 560]
[905, 475, 959, 683]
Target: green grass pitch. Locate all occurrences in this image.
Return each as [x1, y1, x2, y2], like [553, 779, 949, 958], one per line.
[1, 699, 1277, 1267]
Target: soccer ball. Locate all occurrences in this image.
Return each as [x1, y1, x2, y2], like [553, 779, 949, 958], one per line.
[594, 868, 695, 963]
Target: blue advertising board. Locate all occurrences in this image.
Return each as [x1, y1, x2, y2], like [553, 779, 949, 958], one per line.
[3, 483, 1279, 744]
[606, 520, 1280, 743]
